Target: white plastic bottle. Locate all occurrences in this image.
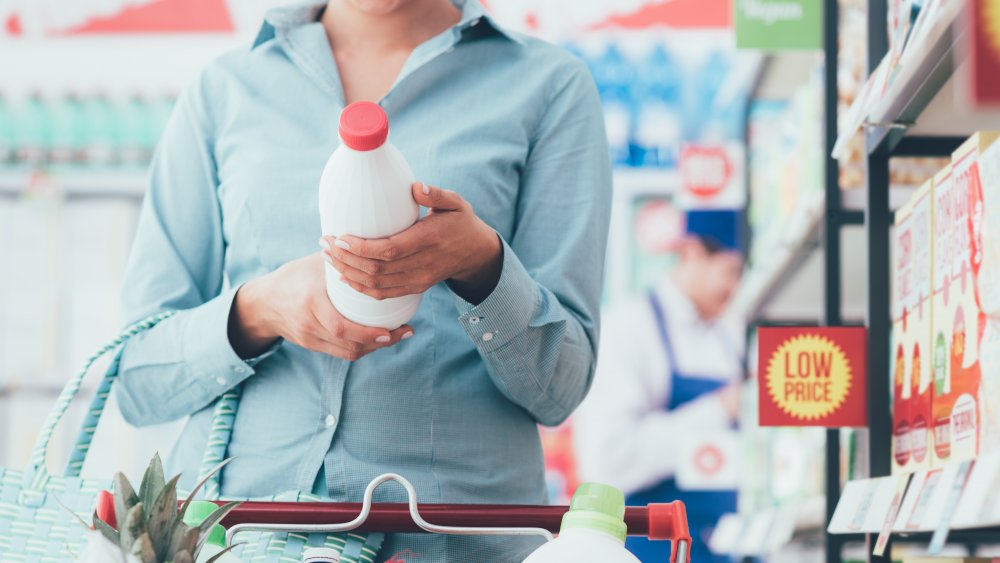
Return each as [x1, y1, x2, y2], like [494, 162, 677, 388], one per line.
[523, 483, 640, 563]
[182, 501, 240, 563]
[319, 101, 421, 329]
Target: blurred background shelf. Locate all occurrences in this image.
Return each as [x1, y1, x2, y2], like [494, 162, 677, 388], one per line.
[0, 169, 147, 200]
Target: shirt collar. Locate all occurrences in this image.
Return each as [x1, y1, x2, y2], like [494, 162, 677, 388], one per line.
[252, 0, 522, 50]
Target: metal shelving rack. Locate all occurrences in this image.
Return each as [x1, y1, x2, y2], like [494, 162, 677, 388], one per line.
[828, 2, 998, 562]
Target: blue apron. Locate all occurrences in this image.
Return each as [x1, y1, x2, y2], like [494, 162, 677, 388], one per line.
[624, 292, 738, 563]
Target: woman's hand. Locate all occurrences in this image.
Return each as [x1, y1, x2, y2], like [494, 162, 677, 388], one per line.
[228, 253, 413, 361]
[322, 182, 503, 305]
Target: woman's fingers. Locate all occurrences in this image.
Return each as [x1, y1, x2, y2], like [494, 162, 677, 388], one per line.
[340, 277, 427, 300]
[323, 240, 427, 277]
[331, 230, 421, 262]
[411, 182, 465, 211]
[324, 251, 431, 291]
[311, 303, 392, 345]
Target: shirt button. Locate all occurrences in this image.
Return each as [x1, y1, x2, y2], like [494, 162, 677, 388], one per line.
[215, 376, 227, 386]
[324, 415, 337, 428]
[469, 316, 481, 324]
[482, 332, 494, 342]
[233, 365, 247, 374]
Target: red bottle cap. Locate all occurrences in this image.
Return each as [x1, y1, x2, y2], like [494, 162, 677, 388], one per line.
[338, 101, 389, 151]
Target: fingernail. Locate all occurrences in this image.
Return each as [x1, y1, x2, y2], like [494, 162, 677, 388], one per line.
[323, 254, 334, 265]
[402, 331, 414, 340]
[376, 335, 391, 343]
[318, 238, 331, 251]
[421, 183, 430, 195]
[334, 239, 351, 251]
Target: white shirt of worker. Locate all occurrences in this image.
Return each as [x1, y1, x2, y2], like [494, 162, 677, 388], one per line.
[573, 279, 744, 496]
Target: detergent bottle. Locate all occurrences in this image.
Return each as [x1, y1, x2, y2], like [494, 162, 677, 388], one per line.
[523, 482, 640, 563]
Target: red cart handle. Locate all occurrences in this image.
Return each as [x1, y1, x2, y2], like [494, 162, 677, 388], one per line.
[648, 502, 692, 563]
[216, 475, 692, 563]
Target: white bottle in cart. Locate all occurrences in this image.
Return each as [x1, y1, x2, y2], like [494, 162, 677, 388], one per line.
[319, 101, 421, 329]
[182, 501, 240, 563]
[523, 483, 640, 563]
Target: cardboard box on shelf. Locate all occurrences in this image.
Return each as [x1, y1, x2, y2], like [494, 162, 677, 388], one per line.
[931, 162, 973, 466]
[965, 133, 1000, 455]
[892, 180, 934, 473]
[931, 132, 1000, 466]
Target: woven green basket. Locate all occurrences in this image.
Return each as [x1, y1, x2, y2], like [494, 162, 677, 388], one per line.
[0, 313, 382, 562]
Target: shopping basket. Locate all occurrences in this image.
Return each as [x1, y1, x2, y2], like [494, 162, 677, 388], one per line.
[214, 473, 693, 563]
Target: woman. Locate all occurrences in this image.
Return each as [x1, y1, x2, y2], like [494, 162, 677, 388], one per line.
[114, 0, 611, 560]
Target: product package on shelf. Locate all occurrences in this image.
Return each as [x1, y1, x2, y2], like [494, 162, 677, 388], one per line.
[977, 139, 1000, 456]
[957, 132, 1000, 456]
[892, 179, 933, 474]
[931, 135, 992, 467]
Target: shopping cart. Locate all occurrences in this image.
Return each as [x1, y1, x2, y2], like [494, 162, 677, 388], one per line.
[217, 474, 693, 563]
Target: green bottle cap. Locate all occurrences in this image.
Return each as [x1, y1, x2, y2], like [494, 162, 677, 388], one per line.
[560, 482, 628, 542]
[182, 501, 226, 548]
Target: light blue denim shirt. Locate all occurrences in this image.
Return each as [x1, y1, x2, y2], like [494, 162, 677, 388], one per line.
[115, 1, 611, 560]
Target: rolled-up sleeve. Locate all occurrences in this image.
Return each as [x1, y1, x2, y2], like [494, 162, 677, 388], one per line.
[450, 60, 612, 426]
[115, 75, 276, 427]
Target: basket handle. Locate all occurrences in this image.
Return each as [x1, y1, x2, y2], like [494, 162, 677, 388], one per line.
[33, 310, 243, 501]
[26, 312, 176, 486]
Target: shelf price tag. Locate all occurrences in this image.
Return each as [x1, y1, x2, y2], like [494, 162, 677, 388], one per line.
[928, 460, 974, 554]
[872, 475, 911, 556]
[757, 327, 867, 427]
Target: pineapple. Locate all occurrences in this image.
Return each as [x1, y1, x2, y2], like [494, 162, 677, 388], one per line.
[87, 453, 241, 563]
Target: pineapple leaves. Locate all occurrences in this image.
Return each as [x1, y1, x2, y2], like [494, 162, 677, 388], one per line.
[93, 510, 121, 545]
[147, 474, 182, 561]
[173, 550, 195, 563]
[177, 457, 235, 523]
[113, 472, 140, 534]
[139, 453, 166, 520]
[168, 525, 201, 561]
[119, 503, 145, 553]
[134, 534, 157, 563]
[194, 501, 241, 555]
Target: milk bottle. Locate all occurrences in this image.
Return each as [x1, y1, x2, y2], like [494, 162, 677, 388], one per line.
[319, 101, 421, 330]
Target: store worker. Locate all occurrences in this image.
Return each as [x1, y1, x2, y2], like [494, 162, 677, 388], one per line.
[113, 0, 611, 560]
[574, 210, 745, 563]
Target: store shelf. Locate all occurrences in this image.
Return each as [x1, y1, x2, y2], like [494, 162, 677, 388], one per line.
[752, 52, 821, 101]
[709, 496, 827, 557]
[0, 168, 147, 199]
[731, 191, 824, 320]
[864, 4, 967, 155]
[611, 168, 679, 195]
[841, 185, 921, 213]
[829, 455, 1000, 552]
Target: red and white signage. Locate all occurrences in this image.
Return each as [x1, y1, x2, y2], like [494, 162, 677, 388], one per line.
[676, 431, 739, 491]
[0, 0, 272, 36]
[485, 0, 730, 39]
[678, 142, 746, 210]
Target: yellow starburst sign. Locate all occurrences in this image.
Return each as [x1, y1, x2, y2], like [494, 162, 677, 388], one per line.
[758, 327, 868, 427]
